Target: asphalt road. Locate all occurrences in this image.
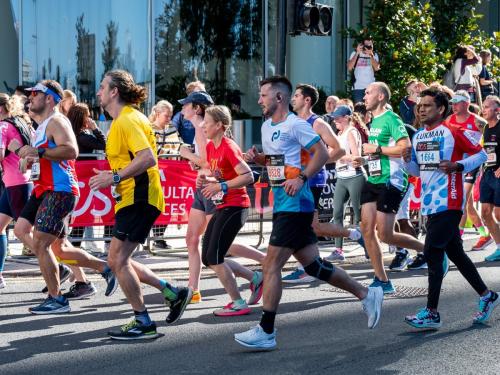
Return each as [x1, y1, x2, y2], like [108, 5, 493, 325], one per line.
[1, 238, 500, 375]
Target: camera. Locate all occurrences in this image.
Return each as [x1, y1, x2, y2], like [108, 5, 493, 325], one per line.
[363, 44, 373, 51]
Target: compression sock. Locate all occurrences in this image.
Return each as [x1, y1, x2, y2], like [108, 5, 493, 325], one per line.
[160, 279, 178, 300]
[478, 226, 489, 237]
[260, 310, 276, 334]
[134, 309, 152, 325]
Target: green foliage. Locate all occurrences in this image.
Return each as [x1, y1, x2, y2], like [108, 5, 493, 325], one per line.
[344, 0, 499, 108]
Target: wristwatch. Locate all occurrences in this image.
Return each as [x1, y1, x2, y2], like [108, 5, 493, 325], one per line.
[455, 163, 464, 172]
[375, 145, 382, 154]
[37, 148, 46, 158]
[112, 172, 121, 186]
[220, 181, 228, 194]
[298, 173, 308, 183]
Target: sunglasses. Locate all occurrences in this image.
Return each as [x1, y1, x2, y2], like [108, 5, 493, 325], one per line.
[29, 91, 44, 98]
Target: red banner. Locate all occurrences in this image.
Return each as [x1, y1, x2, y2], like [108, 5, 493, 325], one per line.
[72, 160, 197, 227]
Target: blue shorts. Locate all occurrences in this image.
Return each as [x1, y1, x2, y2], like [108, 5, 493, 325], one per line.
[191, 188, 216, 215]
[0, 183, 33, 220]
[479, 169, 500, 207]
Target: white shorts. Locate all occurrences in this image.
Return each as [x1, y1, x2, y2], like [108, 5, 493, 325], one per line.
[396, 184, 414, 220]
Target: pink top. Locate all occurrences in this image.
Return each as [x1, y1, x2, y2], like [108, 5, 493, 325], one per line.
[0, 120, 31, 187]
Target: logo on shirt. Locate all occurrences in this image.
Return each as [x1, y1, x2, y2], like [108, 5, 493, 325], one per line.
[271, 130, 281, 142]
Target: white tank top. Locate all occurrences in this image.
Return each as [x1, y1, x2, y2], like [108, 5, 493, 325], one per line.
[336, 126, 365, 179]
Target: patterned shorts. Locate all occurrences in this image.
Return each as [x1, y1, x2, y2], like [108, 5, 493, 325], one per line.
[19, 191, 76, 238]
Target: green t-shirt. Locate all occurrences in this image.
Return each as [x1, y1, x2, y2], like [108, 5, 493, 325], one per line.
[367, 110, 408, 191]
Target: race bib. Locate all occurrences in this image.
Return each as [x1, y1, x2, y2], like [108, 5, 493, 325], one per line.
[211, 190, 225, 205]
[29, 159, 40, 181]
[484, 142, 497, 167]
[265, 154, 285, 187]
[111, 185, 122, 203]
[367, 155, 381, 176]
[416, 141, 440, 171]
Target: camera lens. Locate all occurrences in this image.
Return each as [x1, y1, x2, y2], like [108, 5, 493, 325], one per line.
[364, 45, 372, 50]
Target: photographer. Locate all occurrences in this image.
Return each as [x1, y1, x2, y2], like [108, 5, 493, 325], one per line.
[347, 39, 380, 104]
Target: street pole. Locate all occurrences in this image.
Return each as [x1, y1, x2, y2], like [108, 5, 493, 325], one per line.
[275, 0, 287, 76]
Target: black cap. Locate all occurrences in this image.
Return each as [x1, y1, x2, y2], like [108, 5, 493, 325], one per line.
[178, 91, 214, 106]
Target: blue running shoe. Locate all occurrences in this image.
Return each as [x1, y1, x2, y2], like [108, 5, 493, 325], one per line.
[282, 268, 315, 284]
[485, 249, 500, 262]
[443, 254, 449, 278]
[29, 296, 71, 315]
[473, 291, 500, 324]
[101, 269, 118, 297]
[369, 276, 395, 294]
[405, 307, 442, 329]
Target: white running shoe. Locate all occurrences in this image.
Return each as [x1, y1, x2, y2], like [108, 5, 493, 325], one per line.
[362, 286, 384, 329]
[234, 325, 276, 350]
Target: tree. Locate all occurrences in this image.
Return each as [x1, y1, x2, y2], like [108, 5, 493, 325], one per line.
[102, 21, 120, 77]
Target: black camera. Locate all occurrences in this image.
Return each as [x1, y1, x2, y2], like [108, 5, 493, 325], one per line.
[363, 45, 373, 51]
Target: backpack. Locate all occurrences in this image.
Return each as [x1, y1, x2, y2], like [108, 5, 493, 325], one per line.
[2, 116, 33, 156]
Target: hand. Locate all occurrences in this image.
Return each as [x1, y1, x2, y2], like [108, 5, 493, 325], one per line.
[281, 177, 303, 196]
[402, 146, 412, 162]
[196, 174, 207, 189]
[243, 145, 258, 163]
[495, 167, 500, 179]
[351, 156, 364, 168]
[201, 182, 221, 199]
[438, 161, 459, 174]
[179, 144, 193, 159]
[86, 118, 97, 130]
[356, 44, 363, 54]
[89, 168, 113, 190]
[362, 143, 378, 155]
[17, 145, 38, 159]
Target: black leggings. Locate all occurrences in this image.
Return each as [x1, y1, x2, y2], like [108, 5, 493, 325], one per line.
[201, 206, 248, 266]
[425, 210, 488, 309]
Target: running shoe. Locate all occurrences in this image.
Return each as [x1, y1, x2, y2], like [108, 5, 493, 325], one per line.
[190, 290, 202, 304]
[248, 271, 263, 305]
[29, 296, 71, 315]
[405, 307, 442, 329]
[325, 249, 345, 262]
[369, 276, 395, 295]
[234, 325, 276, 350]
[41, 264, 72, 293]
[166, 287, 193, 324]
[214, 302, 251, 317]
[406, 254, 428, 270]
[471, 236, 493, 251]
[153, 240, 172, 249]
[101, 269, 118, 297]
[282, 268, 315, 284]
[388, 250, 411, 271]
[485, 249, 500, 262]
[63, 282, 97, 300]
[108, 320, 160, 340]
[362, 286, 383, 329]
[473, 291, 500, 324]
[0, 275, 5, 289]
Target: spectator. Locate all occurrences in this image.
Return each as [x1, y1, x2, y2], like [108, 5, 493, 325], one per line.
[399, 80, 424, 125]
[347, 39, 380, 104]
[452, 45, 482, 103]
[354, 102, 373, 127]
[325, 95, 339, 114]
[171, 80, 206, 144]
[59, 90, 77, 116]
[337, 98, 354, 111]
[479, 50, 496, 100]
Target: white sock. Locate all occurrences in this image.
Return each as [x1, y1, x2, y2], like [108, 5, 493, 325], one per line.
[348, 229, 361, 241]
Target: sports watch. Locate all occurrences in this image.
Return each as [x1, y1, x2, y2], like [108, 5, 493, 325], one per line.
[112, 172, 121, 186]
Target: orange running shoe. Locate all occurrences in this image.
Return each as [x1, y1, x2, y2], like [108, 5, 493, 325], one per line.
[471, 236, 493, 251]
[189, 290, 202, 304]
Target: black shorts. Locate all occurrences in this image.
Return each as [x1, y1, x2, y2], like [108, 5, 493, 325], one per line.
[113, 203, 161, 244]
[19, 191, 76, 238]
[310, 186, 324, 209]
[424, 210, 462, 250]
[0, 183, 33, 220]
[479, 169, 500, 207]
[191, 188, 216, 215]
[360, 181, 406, 214]
[269, 212, 317, 251]
[201, 206, 248, 266]
[464, 167, 480, 184]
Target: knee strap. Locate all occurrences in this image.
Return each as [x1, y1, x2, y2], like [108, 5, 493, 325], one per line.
[303, 256, 335, 281]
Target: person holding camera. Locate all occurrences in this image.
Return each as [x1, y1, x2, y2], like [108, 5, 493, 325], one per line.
[347, 39, 380, 104]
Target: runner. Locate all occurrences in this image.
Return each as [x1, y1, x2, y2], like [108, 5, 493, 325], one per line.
[479, 96, 500, 261]
[235, 76, 383, 350]
[403, 88, 499, 328]
[358, 82, 424, 294]
[198, 105, 256, 316]
[12, 80, 117, 314]
[91, 70, 191, 339]
[446, 90, 490, 249]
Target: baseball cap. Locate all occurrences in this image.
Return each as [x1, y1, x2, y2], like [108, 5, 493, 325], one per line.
[25, 82, 62, 103]
[331, 105, 353, 119]
[178, 91, 214, 106]
[450, 90, 470, 103]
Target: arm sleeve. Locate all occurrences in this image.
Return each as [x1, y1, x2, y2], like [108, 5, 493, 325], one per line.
[454, 127, 488, 173]
[77, 129, 106, 151]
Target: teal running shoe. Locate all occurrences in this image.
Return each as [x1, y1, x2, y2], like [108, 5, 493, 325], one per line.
[405, 307, 442, 329]
[369, 276, 395, 294]
[473, 291, 500, 324]
[485, 249, 500, 262]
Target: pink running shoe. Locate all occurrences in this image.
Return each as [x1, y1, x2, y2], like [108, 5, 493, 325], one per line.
[213, 302, 251, 317]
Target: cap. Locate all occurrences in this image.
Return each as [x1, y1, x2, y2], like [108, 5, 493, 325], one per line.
[450, 91, 470, 103]
[331, 105, 353, 119]
[178, 91, 214, 106]
[25, 83, 62, 103]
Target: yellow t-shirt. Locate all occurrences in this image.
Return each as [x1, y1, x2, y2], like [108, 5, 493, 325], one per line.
[106, 105, 165, 213]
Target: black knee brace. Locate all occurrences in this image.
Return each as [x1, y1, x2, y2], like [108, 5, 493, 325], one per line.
[303, 256, 335, 281]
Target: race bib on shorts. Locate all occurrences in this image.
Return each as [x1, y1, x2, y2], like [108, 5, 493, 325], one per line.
[29, 159, 40, 181]
[484, 142, 497, 167]
[265, 154, 285, 187]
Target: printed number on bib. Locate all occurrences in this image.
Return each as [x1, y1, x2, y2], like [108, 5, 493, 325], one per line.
[416, 141, 440, 170]
[484, 142, 497, 167]
[211, 191, 225, 206]
[367, 155, 382, 176]
[30, 160, 40, 181]
[265, 154, 285, 187]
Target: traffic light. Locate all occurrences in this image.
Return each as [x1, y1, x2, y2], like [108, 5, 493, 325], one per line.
[287, 0, 333, 36]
